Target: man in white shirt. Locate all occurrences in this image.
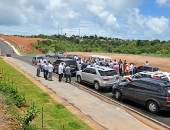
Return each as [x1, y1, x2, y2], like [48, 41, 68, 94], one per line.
[58, 62, 64, 82]
[48, 61, 54, 81]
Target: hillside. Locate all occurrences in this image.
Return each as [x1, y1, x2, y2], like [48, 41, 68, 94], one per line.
[0, 35, 43, 54]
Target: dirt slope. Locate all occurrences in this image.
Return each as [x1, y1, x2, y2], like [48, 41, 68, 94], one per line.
[0, 35, 43, 54]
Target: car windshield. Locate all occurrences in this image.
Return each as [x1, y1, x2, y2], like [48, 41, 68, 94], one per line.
[98, 70, 117, 76]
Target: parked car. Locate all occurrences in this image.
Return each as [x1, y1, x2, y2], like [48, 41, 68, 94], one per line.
[112, 78, 170, 113]
[76, 66, 119, 91]
[54, 52, 64, 58]
[135, 66, 159, 73]
[123, 71, 164, 82]
[160, 72, 170, 82]
[32, 56, 45, 65]
[53, 58, 79, 75]
[66, 54, 81, 60]
[89, 55, 112, 62]
[45, 52, 55, 57]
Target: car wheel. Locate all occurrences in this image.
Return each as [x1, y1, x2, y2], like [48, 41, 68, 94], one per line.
[77, 76, 82, 84]
[115, 90, 122, 101]
[147, 101, 159, 113]
[94, 81, 101, 91]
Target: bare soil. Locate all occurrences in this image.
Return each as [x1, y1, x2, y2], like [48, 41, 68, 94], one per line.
[0, 35, 43, 54]
[0, 94, 19, 130]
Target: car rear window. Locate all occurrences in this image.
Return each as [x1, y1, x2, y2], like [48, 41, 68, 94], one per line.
[153, 67, 159, 71]
[98, 70, 117, 76]
[37, 57, 44, 59]
[66, 61, 77, 66]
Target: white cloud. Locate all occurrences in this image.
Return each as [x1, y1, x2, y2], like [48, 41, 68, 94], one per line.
[127, 8, 169, 39]
[146, 16, 169, 34]
[156, 0, 170, 6]
[0, 0, 169, 40]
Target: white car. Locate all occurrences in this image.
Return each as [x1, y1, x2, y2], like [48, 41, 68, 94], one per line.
[123, 71, 167, 82]
[76, 66, 119, 90]
[160, 72, 170, 82]
[89, 55, 112, 62]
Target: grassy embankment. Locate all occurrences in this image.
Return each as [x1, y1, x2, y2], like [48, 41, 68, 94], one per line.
[0, 58, 91, 130]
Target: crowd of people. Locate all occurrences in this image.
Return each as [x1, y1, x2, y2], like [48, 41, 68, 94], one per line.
[36, 59, 72, 83]
[35, 56, 150, 82]
[77, 57, 150, 76]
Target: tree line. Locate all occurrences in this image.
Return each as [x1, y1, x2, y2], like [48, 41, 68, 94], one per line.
[31, 34, 170, 56]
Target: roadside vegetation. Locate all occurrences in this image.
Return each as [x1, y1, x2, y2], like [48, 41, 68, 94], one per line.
[30, 34, 170, 57]
[0, 59, 91, 130]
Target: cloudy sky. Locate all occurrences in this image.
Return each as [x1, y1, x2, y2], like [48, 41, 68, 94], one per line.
[0, 0, 170, 40]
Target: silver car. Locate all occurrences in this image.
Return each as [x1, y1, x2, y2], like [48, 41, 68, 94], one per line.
[76, 66, 119, 90]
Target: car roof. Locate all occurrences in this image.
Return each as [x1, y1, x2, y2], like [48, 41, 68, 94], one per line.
[35, 55, 44, 58]
[90, 55, 112, 59]
[87, 66, 114, 71]
[136, 78, 170, 86]
[67, 54, 79, 56]
[138, 71, 162, 75]
[138, 66, 159, 68]
[56, 58, 76, 61]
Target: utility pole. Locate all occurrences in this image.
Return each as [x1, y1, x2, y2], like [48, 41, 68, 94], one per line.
[58, 25, 60, 35]
[61, 28, 63, 35]
[79, 29, 80, 37]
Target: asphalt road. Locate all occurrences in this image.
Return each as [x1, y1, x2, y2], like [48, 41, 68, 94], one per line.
[0, 39, 170, 127]
[0, 39, 18, 57]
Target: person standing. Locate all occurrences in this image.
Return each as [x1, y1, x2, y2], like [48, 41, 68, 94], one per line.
[118, 59, 123, 76]
[65, 65, 71, 83]
[42, 61, 46, 78]
[44, 62, 49, 80]
[129, 63, 134, 75]
[58, 62, 64, 82]
[48, 61, 54, 81]
[144, 61, 149, 66]
[36, 60, 41, 77]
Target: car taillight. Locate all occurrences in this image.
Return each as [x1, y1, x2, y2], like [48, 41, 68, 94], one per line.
[166, 98, 170, 103]
[103, 77, 109, 81]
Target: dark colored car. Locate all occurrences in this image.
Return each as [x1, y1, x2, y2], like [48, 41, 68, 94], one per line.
[112, 78, 170, 113]
[135, 66, 159, 73]
[53, 58, 79, 75]
[66, 54, 81, 60]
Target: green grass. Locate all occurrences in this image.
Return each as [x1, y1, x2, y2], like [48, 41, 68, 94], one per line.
[0, 59, 91, 130]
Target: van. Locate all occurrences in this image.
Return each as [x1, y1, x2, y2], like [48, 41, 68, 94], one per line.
[112, 78, 170, 113]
